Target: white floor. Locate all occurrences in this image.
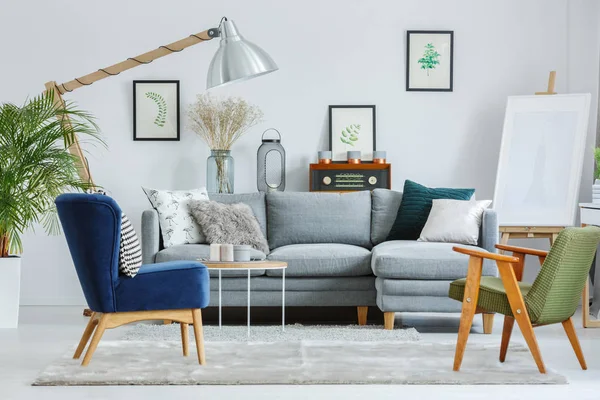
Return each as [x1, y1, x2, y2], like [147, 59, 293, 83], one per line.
[2, 307, 600, 400]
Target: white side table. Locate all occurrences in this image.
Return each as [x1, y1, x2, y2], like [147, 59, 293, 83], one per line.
[579, 203, 600, 328]
[203, 260, 287, 337]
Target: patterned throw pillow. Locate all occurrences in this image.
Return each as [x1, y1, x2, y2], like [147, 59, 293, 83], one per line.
[142, 187, 209, 248]
[119, 213, 142, 277]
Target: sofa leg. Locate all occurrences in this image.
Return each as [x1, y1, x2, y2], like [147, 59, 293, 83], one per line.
[483, 313, 494, 334]
[384, 312, 395, 330]
[357, 306, 368, 326]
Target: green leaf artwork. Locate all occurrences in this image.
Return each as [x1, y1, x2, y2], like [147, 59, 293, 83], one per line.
[340, 123, 361, 146]
[417, 42, 441, 76]
[145, 92, 167, 127]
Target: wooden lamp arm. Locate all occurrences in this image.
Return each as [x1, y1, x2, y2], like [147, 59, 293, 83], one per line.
[52, 29, 217, 95]
[44, 26, 219, 190]
[452, 247, 520, 263]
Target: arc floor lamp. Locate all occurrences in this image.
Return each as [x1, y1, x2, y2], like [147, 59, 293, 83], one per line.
[44, 17, 278, 189]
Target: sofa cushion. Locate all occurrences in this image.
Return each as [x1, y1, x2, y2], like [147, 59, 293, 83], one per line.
[371, 189, 403, 245]
[371, 241, 497, 280]
[155, 244, 266, 277]
[115, 261, 209, 312]
[209, 192, 267, 238]
[266, 243, 372, 277]
[266, 191, 371, 249]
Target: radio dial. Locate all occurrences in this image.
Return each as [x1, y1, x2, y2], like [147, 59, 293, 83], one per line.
[322, 176, 332, 185]
[368, 176, 378, 185]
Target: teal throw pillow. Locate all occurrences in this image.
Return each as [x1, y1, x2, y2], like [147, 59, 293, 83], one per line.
[386, 180, 475, 241]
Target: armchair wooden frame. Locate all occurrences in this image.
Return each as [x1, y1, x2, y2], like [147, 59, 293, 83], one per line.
[74, 308, 206, 366]
[452, 244, 587, 374]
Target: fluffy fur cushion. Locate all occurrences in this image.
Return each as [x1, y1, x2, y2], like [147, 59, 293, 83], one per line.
[189, 200, 270, 254]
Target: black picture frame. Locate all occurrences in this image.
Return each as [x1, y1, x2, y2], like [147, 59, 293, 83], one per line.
[133, 80, 180, 141]
[329, 105, 376, 162]
[406, 30, 454, 92]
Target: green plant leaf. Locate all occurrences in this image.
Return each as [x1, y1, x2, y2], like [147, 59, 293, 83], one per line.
[0, 91, 104, 255]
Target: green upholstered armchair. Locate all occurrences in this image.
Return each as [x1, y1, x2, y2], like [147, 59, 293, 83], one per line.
[449, 226, 600, 374]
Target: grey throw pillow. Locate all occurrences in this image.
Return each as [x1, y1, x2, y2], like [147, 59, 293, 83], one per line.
[189, 200, 270, 254]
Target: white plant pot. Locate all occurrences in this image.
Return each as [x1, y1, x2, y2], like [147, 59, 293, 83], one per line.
[0, 257, 21, 328]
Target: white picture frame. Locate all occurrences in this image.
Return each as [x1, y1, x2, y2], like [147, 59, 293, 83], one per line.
[493, 94, 591, 226]
[329, 105, 376, 161]
[133, 80, 180, 141]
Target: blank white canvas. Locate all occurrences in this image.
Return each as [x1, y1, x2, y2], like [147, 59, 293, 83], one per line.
[493, 94, 591, 226]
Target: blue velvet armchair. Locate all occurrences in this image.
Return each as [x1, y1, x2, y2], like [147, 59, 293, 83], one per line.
[55, 193, 210, 366]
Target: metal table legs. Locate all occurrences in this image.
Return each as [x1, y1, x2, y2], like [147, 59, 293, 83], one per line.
[216, 267, 286, 336]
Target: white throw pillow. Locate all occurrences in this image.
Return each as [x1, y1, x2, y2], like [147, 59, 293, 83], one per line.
[418, 199, 492, 245]
[142, 187, 209, 248]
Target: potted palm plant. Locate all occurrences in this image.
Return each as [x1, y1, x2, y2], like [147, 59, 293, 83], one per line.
[0, 92, 102, 328]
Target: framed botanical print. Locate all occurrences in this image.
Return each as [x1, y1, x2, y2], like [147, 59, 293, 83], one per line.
[329, 105, 376, 161]
[406, 31, 454, 92]
[133, 80, 180, 140]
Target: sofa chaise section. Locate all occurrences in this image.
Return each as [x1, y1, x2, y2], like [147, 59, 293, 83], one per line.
[368, 189, 499, 330]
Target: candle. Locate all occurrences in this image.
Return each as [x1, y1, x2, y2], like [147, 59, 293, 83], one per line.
[220, 244, 234, 262]
[318, 151, 332, 164]
[209, 244, 221, 261]
[347, 151, 361, 164]
[373, 151, 386, 164]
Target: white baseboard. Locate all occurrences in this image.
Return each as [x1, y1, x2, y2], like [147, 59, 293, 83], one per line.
[20, 297, 87, 306]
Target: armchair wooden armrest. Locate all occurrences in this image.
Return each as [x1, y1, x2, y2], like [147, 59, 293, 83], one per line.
[452, 246, 520, 263]
[495, 244, 549, 257]
[496, 244, 547, 267]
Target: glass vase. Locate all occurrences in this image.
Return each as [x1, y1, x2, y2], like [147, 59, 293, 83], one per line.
[207, 150, 234, 194]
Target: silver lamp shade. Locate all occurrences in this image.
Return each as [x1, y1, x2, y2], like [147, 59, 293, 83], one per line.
[207, 19, 278, 89]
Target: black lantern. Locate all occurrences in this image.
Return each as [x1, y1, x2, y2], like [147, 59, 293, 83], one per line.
[257, 128, 286, 192]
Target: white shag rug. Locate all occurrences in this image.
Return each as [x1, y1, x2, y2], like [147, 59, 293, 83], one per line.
[33, 325, 566, 385]
[121, 323, 422, 342]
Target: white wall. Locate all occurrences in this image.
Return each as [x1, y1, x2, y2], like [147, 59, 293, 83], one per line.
[1, 0, 598, 304]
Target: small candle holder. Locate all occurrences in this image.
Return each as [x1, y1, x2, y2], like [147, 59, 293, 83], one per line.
[318, 150, 332, 164]
[373, 151, 387, 164]
[347, 151, 361, 164]
[209, 243, 221, 261]
[220, 244, 234, 262]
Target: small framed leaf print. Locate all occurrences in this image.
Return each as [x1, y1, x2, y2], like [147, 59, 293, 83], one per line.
[406, 31, 454, 92]
[133, 80, 180, 140]
[329, 105, 376, 161]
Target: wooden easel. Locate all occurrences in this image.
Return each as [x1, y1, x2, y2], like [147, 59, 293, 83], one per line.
[500, 71, 596, 328]
[498, 71, 563, 249]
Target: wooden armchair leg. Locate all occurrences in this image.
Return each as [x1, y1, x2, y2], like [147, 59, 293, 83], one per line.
[73, 312, 98, 359]
[482, 313, 494, 334]
[453, 256, 483, 371]
[499, 316, 514, 362]
[180, 323, 189, 357]
[562, 317, 587, 370]
[191, 309, 206, 365]
[497, 261, 545, 373]
[357, 306, 368, 326]
[82, 314, 108, 367]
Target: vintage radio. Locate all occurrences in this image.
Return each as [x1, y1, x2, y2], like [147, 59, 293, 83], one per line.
[309, 163, 391, 192]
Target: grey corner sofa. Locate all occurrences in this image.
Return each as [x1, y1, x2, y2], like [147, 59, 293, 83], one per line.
[141, 189, 498, 330]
